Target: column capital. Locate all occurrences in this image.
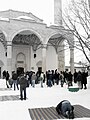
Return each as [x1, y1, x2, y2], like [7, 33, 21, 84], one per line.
[69, 47, 74, 50]
[42, 44, 47, 73]
[41, 44, 47, 49]
[7, 41, 12, 46]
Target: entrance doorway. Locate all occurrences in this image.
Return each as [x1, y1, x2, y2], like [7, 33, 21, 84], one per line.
[17, 67, 24, 76]
[38, 67, 42, 73]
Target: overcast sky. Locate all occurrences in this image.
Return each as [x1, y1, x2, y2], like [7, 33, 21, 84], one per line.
[0, 0, 68, 25]
[0, 0, 84, 65]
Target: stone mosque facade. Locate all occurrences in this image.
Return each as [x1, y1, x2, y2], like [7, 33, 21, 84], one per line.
[0, 0, 74, 77]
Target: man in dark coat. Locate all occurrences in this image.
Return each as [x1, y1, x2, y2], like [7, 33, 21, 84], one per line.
[81, 70, 88, 89]
[2, 70, 6, 79]
[74, 69, 78, 83]
[6, 71, 10, 88]
[56, 100, 74, 119]
[67, 71, 73, 87]
[19, 74, 27, 100]
[76, 71, 82, 89]
[12, 71, 19, 90]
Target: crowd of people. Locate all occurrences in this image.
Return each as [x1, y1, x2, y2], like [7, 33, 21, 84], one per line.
[2, 69, 88, 89]
[2, 69, 88, 100]
[1, 69, 89, 119]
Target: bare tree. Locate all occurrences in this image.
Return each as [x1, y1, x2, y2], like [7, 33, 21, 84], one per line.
[62, 0, 90, 64]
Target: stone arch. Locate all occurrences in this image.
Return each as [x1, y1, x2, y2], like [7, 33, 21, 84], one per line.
[45, 31, 74, 48]
[44, 32, 64, 44]
[46, 33, 65, 53]
[12, 29, 43, 53]
[11, 28, 43, 43]
[0, 29, 7, 50]
[45, 31, 74, 72]
[0, 26, 7, 38]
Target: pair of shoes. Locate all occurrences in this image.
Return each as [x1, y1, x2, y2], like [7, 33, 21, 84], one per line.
[20, 98, 23, 100]
[84, 87, 87, 89]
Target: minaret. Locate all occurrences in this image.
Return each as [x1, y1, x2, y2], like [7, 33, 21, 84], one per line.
[54, 0, 62, 25]
[88, 0, 90, 8]
[54, 0, 64, 71]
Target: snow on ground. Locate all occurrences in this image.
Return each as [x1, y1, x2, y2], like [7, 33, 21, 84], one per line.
[0, 77, 90, 120]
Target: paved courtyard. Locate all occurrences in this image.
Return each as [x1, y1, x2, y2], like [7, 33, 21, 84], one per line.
[0, 78, 90, 120]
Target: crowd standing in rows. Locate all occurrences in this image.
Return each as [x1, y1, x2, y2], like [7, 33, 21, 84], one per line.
[2, 69, 88, 100]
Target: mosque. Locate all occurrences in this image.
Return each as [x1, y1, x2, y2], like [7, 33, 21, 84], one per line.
[0, 0, 74, 77]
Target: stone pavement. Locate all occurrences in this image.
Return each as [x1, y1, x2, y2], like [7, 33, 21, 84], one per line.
[0, 87, 20, 101]
[0, 94, 20, 101]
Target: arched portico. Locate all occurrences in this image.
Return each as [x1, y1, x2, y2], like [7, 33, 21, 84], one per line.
[0, 10, 74, 76]
[11, 28, 43, 44]
[0, 31, 7, 76]
[12, 29, 42, 73]
[42, 30, 74, 73]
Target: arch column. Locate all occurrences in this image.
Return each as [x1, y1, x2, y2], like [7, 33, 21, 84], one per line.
[65, 33, 74, 74]
[70, 47, 74, 74]
[7, 41, 12, 77]
[41, 44, 47, 73]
